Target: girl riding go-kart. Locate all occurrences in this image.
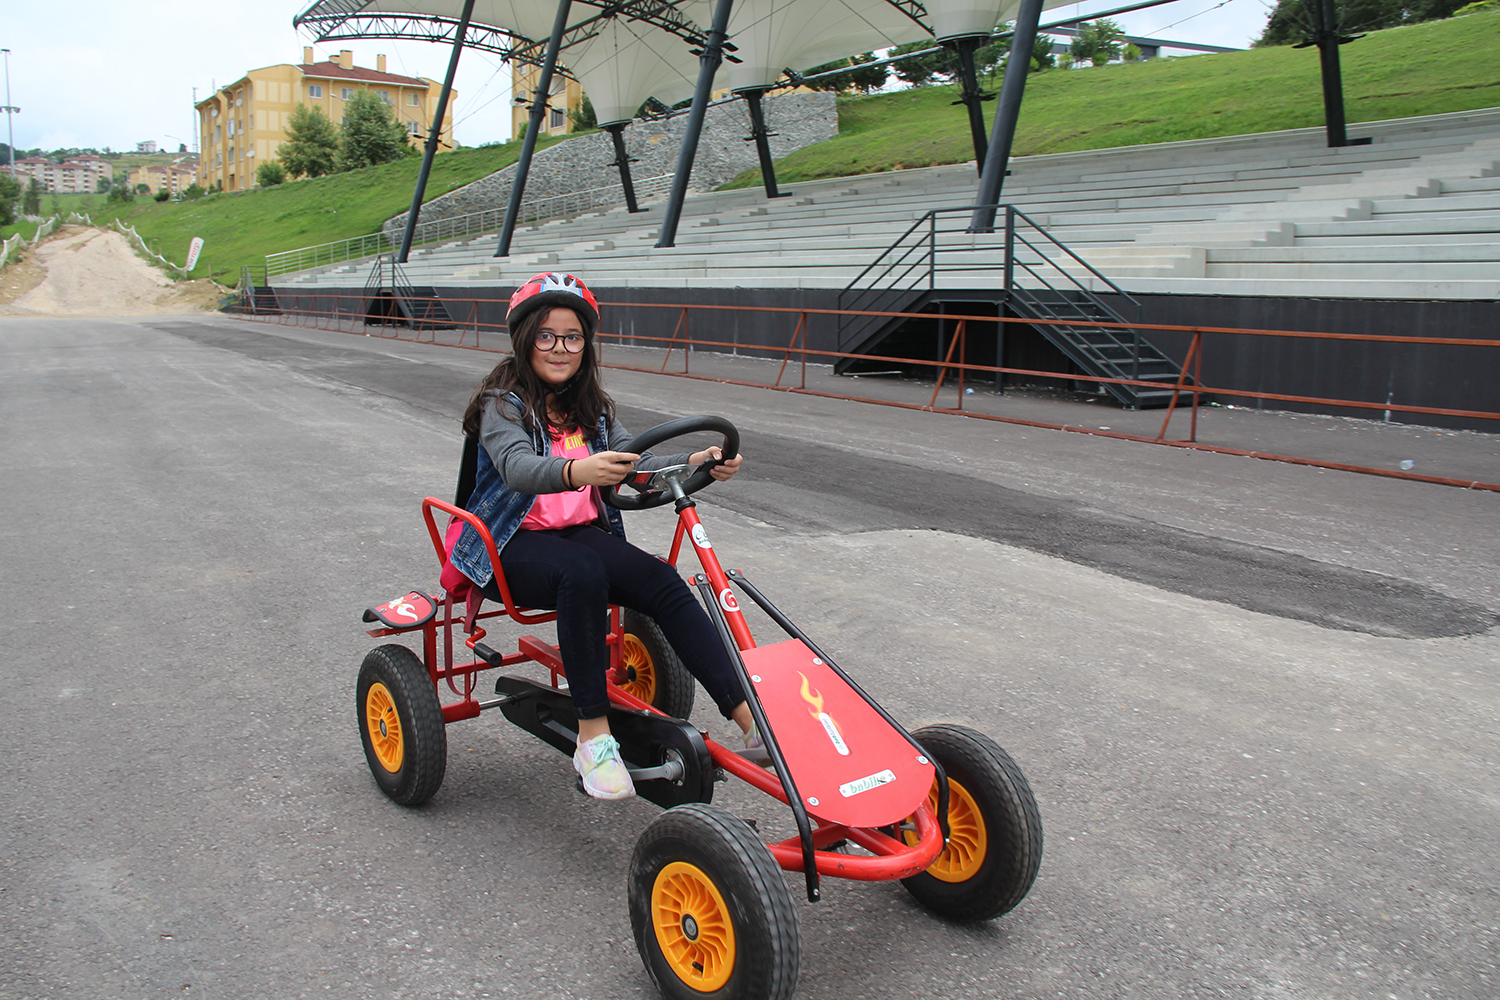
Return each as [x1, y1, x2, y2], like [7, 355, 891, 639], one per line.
[358, 272, 1043, 1000]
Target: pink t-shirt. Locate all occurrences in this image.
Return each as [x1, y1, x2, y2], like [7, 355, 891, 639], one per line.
[520, 426, 598, 531]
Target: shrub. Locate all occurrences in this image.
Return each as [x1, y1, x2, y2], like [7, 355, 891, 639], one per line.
[256, 161, 287, 187]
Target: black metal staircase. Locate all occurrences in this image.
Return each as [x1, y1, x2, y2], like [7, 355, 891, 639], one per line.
[233, 265, 280, 315]
[837, 206, 1184, 409]
[363, 255, 455, 331]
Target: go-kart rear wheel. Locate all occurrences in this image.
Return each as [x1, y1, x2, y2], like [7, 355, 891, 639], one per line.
[900, 724, 1042, 922]
[357, 644, 447, 807]
[629, 803, 799, 1000]
[620, 609, 696, 719]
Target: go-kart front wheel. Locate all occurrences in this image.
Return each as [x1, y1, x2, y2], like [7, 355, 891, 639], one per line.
[629, 803, 799, 1000]
[901, 724, 1043, 922]
[619, 609, 696, 719]
[357, 644, 447, 807]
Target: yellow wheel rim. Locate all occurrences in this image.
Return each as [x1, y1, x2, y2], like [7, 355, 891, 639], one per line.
[366, 682, 404, 774]
[651, 861, 736, 992]
[905, 778, 988, 883]
[620, 633, 658, 704]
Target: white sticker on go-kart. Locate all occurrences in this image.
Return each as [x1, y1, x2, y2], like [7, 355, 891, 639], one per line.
[691, 524, 712, 549]
[718, 587, 741, 614]
[818, 713, 849, 755]
[839, 769, 896, 798]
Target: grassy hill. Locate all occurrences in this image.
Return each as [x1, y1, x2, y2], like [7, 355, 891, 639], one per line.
[29, 8, 1499, 278]
[80, 136, 565, 282]
[723, 9, 1500, 187]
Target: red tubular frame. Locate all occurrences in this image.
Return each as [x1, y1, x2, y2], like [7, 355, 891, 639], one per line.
[366, 493, 946, 885]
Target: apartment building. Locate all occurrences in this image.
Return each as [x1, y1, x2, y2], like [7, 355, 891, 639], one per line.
[9, 155, 111, 193]
[510, 64, 584, 141]
[195, 48, 454, 192]
[127, 161, 198, 196]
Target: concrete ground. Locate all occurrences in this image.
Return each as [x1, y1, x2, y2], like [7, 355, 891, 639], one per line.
[1, 314, 1496, 1000]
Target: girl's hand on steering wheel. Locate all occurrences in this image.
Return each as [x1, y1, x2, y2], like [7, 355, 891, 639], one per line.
[573, 451, 640, 487]
[691, 447, 744, 482]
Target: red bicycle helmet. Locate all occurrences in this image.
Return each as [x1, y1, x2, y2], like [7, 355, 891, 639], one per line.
[506, 272, 600, 334]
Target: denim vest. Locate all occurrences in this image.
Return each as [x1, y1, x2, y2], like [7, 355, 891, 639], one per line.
[449, 394, 625, 588]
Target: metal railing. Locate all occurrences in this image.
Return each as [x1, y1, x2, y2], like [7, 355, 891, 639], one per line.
[237, 292, 1500, 492]
[264, 173, 674, 279]
[837, 204, 1139, 353]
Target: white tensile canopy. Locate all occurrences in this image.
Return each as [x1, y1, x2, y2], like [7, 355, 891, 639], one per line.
[298, 0, 1050, 120]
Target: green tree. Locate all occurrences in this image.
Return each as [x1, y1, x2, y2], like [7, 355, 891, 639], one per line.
[153, 189, 171, 202]
[107, 183, 134, 204]
[256, 161, 287, 187]
[181, 183, 206, 201]
[1031, 34, 1058, 72]
[568, 93, 597, 131]
[804, 52, 889, 93]
[1256, 0, 1468, 45]
[889, 40, 953, 86]
[23, 177, 42, 216]
[338, 89, 412, 171]
[0, 173, 19, 226]
[278, 104, 340, 179]
[892, 37, 1010, 87]
[96, 175, 112, 193]
[1122, 42, 1143, 62]
[1071, 19, 1126, 66]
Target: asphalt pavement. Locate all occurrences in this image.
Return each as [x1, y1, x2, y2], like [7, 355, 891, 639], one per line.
[2, 314, 1496, 1000]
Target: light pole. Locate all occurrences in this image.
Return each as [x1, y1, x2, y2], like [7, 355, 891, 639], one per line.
[2, 49, 18, 179]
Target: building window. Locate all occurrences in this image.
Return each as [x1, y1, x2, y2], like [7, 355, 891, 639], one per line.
[341, 87, 353, 100]
[406, 121, 420, 134]
[408, 93, 419, 106]
[549, 107, 565, 130]
[308, 84, 323, 98]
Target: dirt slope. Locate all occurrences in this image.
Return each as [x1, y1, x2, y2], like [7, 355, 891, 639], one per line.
[0, 226, 224, 317]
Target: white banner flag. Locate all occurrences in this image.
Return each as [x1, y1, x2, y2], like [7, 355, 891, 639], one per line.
[185, 237, 204, 271]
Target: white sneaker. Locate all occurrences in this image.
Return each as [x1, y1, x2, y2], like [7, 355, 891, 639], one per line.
[573, 733, 635, 800]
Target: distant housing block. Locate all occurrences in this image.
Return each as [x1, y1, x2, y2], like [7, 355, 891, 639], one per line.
[195, 48, 455, 192]
[9, 155, 111, 193]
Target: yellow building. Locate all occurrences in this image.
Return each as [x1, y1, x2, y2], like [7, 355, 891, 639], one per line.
[196, 48, 456, 192]
[127, 161, 197, 197]
[510, 64, 584, 140]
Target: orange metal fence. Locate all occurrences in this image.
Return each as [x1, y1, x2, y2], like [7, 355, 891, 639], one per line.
[242, 292, 1500, 493]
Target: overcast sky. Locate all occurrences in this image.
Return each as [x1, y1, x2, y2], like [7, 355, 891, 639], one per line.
[1, 0, 1276, 155]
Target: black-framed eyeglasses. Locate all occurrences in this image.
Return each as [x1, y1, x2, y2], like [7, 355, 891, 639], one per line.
[534, 332, 586, 353]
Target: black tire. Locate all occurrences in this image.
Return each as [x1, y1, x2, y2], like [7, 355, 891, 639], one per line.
[621, 608, 696, 720]
[356, 644, 447, 807]
[900, 724, 1043, 922]
[629, 803, 799, 1000]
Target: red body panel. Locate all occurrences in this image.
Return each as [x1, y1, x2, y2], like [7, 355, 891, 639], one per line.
[740, 639, 934, 829]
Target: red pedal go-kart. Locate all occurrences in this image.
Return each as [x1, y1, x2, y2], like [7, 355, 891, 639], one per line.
[357, 416, 1042, 1000]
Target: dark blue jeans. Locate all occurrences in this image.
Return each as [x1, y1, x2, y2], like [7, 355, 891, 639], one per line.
[485, 524, 744, 720]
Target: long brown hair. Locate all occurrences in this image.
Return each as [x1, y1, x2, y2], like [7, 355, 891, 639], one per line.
[461, 305, 614, 438]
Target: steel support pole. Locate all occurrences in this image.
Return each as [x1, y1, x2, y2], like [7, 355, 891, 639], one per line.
[398, 0, 475, 263]
[604, 123, 642, 213]
[970, 0, 1045, 233]
[738, 87, 789, 199]
[656, 0, 734, 249]
[945, 36, 990, 172]
[1308, 0, 1368, 148]
[496, 0, 572, 257]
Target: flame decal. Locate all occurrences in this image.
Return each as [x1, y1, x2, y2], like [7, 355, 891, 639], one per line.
[797, 671, 846, 744]
[797, 672, 824, 719]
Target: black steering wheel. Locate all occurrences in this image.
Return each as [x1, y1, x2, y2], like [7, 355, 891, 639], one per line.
[601, 415, 740, 511]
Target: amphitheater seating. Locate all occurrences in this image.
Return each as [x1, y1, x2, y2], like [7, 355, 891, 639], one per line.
[274, 107, 1500, 301]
